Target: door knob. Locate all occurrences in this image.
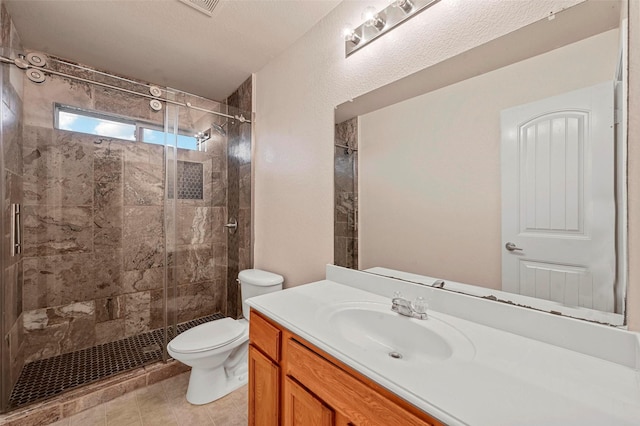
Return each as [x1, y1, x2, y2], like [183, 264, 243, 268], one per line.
[505, 242, 523, 252]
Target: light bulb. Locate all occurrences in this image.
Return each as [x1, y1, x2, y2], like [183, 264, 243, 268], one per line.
[361, 5, 385, 31]
[361, 6, 377, 25]
[391, 0, 414, 13]
[341, 23, 361, 45]
[342, 23, 353, 39]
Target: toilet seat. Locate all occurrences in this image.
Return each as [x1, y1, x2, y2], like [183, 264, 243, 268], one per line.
[168, 318, 246, 354]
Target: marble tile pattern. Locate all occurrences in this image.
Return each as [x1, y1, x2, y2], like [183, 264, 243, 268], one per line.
[225, 77, 252, 319]
[17, 51, 233, 362]
[123, 206, 164, 271]
[22, 128, 93, 206]
[22, 301, 95, 363]
[1, 1, 26, 390]
[94, 142, 123, 250]
[334, 117, 358, 269]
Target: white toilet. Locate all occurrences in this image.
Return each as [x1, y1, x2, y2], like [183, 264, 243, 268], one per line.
[167, 269, 284, 405]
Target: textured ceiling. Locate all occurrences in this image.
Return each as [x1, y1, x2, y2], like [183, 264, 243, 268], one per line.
[4, 0, 340, 101]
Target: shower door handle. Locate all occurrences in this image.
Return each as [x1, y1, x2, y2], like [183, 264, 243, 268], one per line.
[11, 203, 21, 256]
[224, 218, 238, 234]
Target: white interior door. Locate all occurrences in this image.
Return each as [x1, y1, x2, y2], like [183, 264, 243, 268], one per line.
[501, 82, 616, 312]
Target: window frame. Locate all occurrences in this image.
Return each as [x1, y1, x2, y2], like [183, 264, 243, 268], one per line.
[54, 103, 200, 151]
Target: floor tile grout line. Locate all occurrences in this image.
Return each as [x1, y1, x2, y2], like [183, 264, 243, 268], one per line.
[202, 395, 219, 426]
[102, 403, 107, 426]
[135, 391, 144, 426]
[157, 379, 183, 426]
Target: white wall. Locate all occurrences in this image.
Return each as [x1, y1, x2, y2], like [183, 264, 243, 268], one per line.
[254, 0, 584, 288]
[358, 30, 618, 290]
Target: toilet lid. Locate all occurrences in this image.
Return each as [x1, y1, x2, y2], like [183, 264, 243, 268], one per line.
[168, 318, 245, 354]
[239, 269, 284, 286]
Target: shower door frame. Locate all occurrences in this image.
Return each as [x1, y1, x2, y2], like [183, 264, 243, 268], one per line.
[0, 62, 7, 414]
[163, 99, 179, 363]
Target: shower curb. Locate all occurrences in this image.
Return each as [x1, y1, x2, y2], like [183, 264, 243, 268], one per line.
[0, 360, 189, 426]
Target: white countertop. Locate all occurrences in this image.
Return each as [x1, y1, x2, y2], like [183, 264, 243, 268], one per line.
[247, 279, 640, 426]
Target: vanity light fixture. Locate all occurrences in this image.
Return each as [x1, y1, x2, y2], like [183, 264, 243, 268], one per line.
[344, 0, 441, 57]
[392, 0, 415, 14]
[362, 6, 386, 31]
[342, 23, 362, 45]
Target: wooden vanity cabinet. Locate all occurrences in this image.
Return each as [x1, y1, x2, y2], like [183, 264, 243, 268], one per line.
[248, 311, 281, 426]
[283, 376, 335, 426]
[248, 346, 280, 426]
[249, 309, 444, 426]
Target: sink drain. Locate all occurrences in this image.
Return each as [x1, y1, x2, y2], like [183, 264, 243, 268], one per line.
[388, 351, 403, 359]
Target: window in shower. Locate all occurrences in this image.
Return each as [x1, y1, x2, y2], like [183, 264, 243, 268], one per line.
[55, 104, 136, 140]
[54, 104, 199, 150]
[139, 126, 198, 150]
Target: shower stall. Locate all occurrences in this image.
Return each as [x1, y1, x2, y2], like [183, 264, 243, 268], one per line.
[0, 9, 253, 413]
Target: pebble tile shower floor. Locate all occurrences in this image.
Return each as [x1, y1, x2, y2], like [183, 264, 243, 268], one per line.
[9, 313, 225, 409]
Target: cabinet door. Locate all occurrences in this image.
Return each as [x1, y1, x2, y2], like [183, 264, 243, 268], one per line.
[249, 345, 279, 426]
[286, 339, 439, 426]
[284, 377, 334, 426]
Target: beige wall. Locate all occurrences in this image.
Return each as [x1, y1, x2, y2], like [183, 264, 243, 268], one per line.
[358, 30, 618, 290]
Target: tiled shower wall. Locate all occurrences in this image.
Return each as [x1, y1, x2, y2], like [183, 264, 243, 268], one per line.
[334, 118, 358, 269]
[225, 77, 252, 319]
[1, 1, 25, 390]
[18, 56, 229, 363]
[172, 131, 228, 325]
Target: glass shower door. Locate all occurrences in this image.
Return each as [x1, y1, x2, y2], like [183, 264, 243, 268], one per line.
[164, 94, 234, 344]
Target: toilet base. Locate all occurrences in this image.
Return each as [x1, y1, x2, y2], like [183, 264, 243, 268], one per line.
[185, 365, 248, 405]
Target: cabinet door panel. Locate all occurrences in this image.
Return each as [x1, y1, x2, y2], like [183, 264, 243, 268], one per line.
[250, 309, 282, 361]
[284, 377, 334, 426]
[249, 345, 279, 426]
[286, 339, 437, 426]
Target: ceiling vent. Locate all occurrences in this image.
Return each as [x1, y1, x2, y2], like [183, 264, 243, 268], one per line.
[178, 0, 219, 17]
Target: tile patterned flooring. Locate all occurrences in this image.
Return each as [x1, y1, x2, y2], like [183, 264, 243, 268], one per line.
[10, 314, 224, 409]
[47, 372, 248, 426]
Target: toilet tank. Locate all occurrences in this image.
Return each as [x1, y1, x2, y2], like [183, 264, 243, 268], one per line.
[238, 269, 284, 319]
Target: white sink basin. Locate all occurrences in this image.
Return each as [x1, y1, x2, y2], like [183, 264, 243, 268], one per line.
[319, 301, 475, 363]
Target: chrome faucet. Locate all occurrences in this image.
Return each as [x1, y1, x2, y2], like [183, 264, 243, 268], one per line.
[391, 292, 428, 320]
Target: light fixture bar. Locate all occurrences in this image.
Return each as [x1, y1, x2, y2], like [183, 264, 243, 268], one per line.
[345, 0, 441, 57]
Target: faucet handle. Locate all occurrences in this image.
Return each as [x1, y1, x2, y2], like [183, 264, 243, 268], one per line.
[411, 296, 428, 314]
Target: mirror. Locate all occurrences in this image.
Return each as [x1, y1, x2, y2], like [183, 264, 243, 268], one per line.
[334, 0, 627, 325]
